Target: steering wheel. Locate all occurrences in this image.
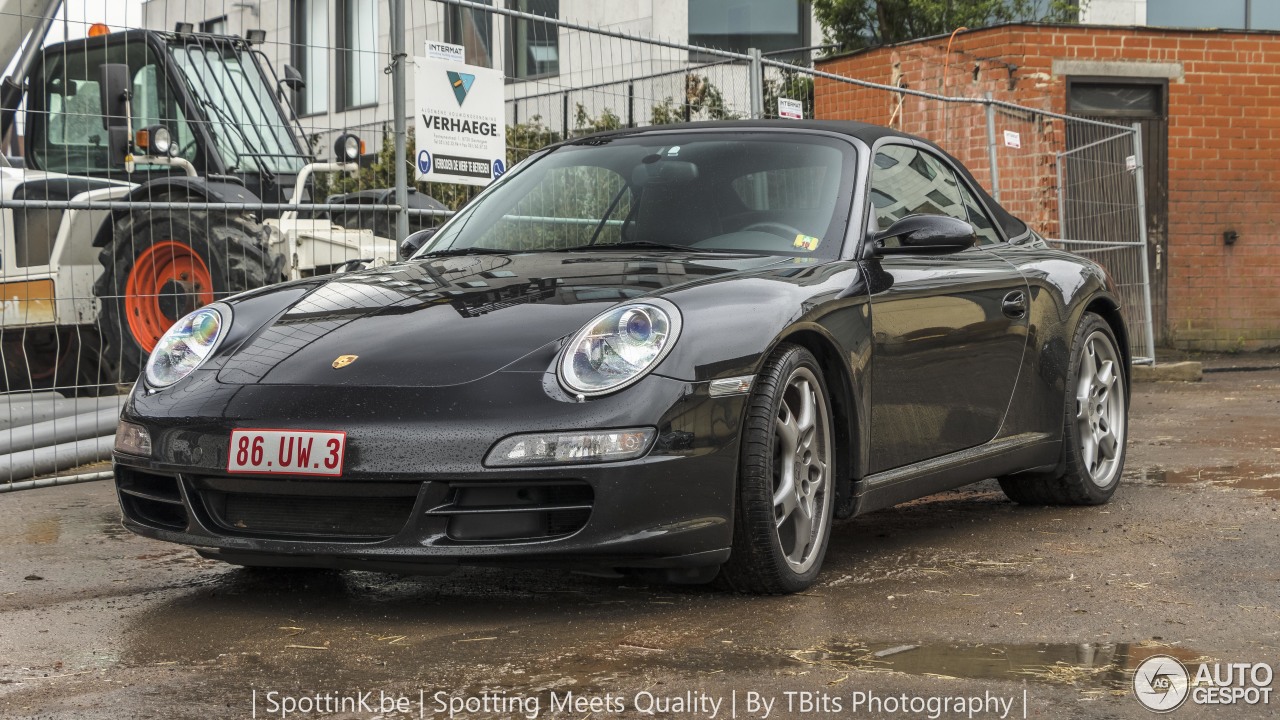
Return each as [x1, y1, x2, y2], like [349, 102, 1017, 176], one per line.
[741, 221, 804, 239]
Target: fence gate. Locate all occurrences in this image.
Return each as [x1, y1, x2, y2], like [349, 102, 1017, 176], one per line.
[1056, 122, 1158, 365]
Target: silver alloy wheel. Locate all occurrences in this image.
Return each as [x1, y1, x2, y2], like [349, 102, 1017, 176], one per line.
[1076, 330, 1125, 488]
[772, 366, 832, 573]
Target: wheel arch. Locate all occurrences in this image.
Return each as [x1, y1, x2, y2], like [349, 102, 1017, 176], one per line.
[1083, 294, 1132, 397]
[92, 178, 264, 247]
[768, 326, 864, 519]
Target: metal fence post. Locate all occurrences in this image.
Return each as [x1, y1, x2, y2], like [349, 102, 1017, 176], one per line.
[749, 48, 764, 119]
[984, 92, 1000, 201]
[1055, 150, 1067, 240]
[391, 0, 409, 243]
[1131, 122, 1158, 364]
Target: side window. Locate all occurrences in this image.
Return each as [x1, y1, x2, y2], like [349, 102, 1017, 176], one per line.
[869, 144, 968, 246]
[955, 181, 1002, 246]
[36, 44, 195, 174]
[46, 78, 104, 149]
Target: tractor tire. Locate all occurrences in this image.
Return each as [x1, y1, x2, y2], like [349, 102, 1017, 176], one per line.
[94, 210, 282, 383]
[1, 326, 116, 397]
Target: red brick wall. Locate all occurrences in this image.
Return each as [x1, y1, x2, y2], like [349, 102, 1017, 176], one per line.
[816, 25, 1280, 351]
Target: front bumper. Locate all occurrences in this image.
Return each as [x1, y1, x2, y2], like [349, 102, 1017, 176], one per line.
[113, 371, 747, 572]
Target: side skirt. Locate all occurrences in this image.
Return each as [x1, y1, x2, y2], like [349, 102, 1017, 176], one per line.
[855, 433, 1057, 514]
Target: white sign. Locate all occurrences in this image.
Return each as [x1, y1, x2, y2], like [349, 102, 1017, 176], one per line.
[778, 97, 804, 120]
[425, 41, 465, 63]
[414, 54, 507, 187]
[1003, 130, 1021, 149]
[1126, 155, 1138, 172]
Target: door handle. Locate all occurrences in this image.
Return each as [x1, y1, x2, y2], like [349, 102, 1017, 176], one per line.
[1001, 290, 1027, 318]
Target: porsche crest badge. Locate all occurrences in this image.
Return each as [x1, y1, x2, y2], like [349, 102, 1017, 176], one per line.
[332, 355, 359, 369]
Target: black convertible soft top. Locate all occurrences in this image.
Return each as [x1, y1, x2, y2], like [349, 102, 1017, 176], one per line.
[569, 119, 1029, 242]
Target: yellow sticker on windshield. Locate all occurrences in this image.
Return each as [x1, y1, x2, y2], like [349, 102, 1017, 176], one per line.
[793, 234, 821, 251]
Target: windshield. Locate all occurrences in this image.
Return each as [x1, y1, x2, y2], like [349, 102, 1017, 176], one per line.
[422, 132, 856, 259]
[170, 42, 305, 175]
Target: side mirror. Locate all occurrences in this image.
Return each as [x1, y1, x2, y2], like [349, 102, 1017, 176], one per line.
[872, 214, 975, 255]
[280, 64, 306, 93]
[400, 227, 438, 260]
[99, 64, 129, 129]
[99, 64, 132, 166]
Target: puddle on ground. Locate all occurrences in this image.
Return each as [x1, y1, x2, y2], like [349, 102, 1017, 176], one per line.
[22, 516, 60, 545]
[792, 641, 1206, 690]
[1127, 464, 1280, 500]
[0, 516, 63, 546]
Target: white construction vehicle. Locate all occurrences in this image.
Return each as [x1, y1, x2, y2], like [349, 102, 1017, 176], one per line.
[0, 0, 411, 393]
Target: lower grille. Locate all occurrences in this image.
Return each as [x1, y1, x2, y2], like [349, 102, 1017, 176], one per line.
[210, 494, 415, 539]
[428, 482, 593, 543]
[192, 478, 421, 541]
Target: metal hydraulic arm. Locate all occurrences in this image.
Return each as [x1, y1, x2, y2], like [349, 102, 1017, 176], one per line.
[0, 0, 63, 141]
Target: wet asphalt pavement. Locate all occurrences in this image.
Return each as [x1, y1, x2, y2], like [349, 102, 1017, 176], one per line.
[2, 370, 1279, 719]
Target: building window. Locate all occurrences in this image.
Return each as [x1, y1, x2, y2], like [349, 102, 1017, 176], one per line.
[291, 0, 329, 116]
[1144, 0, 1280, 30]
[445, 0, 493, 68]
[338, 0, 378, 109]
[687, 0, 810, 60]
[1148, 0, 1244, 29]
[200, 16, 227, 34]
[505, 0, 559, 81]
[1067, 80, 1165, 118]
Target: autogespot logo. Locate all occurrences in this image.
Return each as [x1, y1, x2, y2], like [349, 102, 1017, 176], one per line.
[1134, 655, 1191, 713]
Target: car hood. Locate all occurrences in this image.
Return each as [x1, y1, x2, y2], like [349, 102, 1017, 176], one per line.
[217, 251, 785, 387]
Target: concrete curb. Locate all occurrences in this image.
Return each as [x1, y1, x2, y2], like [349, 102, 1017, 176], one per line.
[1132, 361, 1203, 383]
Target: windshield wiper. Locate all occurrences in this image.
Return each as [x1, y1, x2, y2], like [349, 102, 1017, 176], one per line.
[550, 241, 758, 254]
[421, 246, 512, 257]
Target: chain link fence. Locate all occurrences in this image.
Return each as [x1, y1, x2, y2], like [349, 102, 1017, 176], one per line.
[1, 0, 1153, 487]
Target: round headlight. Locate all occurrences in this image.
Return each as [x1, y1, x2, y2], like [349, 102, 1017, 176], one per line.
[144, 305, 229, 388]
[558, 300, 681, 397]
[334, 133, 363, 162]
[151, 126, 173, 155]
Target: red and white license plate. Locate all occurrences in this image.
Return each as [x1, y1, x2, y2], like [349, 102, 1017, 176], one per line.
[227, 429, 346, 476]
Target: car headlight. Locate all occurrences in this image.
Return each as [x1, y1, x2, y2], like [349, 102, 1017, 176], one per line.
[557, 299, 682, 397]
[144, 305, 229, 388]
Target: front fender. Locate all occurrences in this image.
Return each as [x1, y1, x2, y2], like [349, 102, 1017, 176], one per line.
[653, 261, 866, 383]
[92, 178, 264, 247]
[652, 260, 874, 511]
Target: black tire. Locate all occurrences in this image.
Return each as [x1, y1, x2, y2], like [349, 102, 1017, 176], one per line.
[719, 343, 836, 594]
[54, 326, 118, 396]
[999, 312, 1128, 505]
[0, 326, 117, 397]
[94, 210, 282, 383]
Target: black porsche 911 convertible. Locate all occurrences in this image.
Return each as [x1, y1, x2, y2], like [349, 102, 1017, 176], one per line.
[112, 120, 1129, 594]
